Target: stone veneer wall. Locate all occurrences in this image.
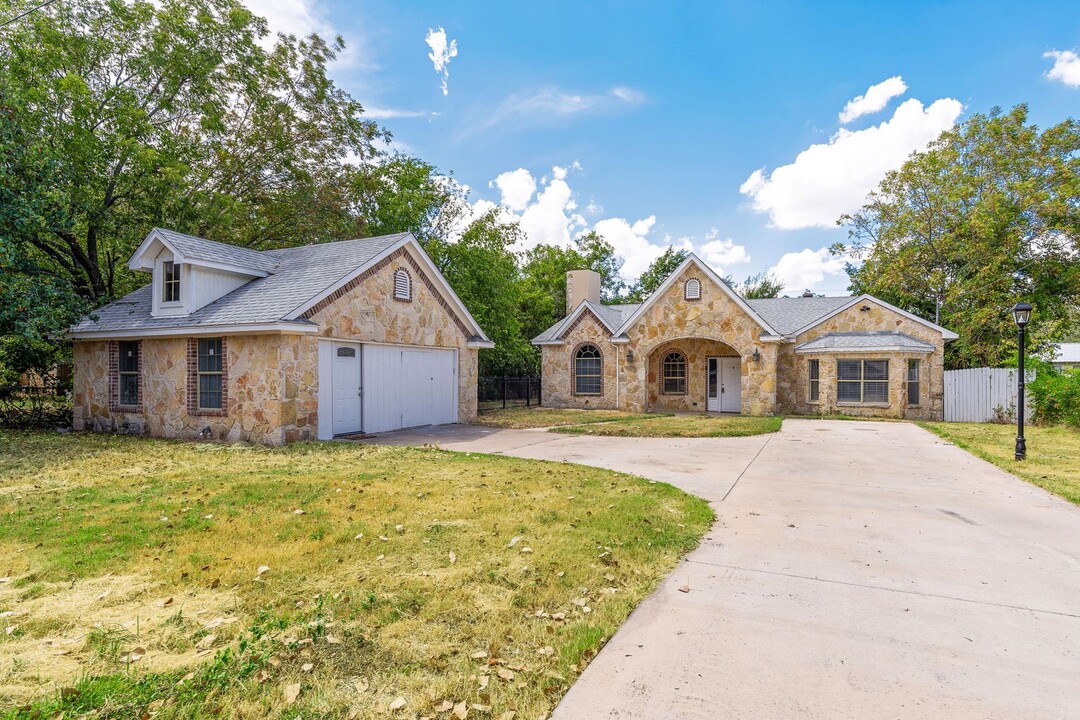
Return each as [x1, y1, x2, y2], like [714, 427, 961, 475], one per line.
[775, 299, 946, 420]
[645, 338, 739, 412]
[540, 265, 780, 415]
[72, 334, 316, 445]
[539, 308, 619, 409]
[621, 265, 778, 415]
[307, 243, 479, 424]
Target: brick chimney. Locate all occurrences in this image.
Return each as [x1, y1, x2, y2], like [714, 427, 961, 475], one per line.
[566, 270, 601, 315]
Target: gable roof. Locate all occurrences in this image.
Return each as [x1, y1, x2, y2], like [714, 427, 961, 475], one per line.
[532, 300, 640, 344]
[794, 331, 936, 353]
[612, 254, 781, 338]
[72, 230, 492, 345]
[781, 294, 959, 340]
[129, 227, 280, 276]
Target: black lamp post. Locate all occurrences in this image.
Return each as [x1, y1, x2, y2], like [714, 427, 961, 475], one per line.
[1011, 302, 1032, 461]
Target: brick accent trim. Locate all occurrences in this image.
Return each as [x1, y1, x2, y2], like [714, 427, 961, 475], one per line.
[558, 306, 607, 340]
[187, 337, 229, 417]
[571, 341, 604, 396]
[301, 248, 472, 338]
[659, 347, 689, 396]
[684, 277, 702, 302]
[108, 340, 143, 412]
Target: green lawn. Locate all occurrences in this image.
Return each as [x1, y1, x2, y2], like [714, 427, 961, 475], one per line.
[0, 430, 713, 719]
[919, 422, 1080, 506]
[554, 414, 783, 438]
[474, 407, 665, 429]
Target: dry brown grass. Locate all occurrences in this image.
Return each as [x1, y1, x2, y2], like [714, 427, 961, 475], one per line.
[0, 430, 712, 719]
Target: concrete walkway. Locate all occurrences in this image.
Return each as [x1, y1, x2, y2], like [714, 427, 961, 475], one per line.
[368, 419, 1080, 719]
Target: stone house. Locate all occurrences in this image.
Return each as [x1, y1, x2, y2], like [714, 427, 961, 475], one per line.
[69, 228, 492, 444]
[533, 254, 957, 420]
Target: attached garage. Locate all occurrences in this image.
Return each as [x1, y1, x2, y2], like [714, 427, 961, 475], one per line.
[319, 341, 459, 437]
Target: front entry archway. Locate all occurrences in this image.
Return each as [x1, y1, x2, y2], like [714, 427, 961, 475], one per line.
[706, 356, 741, 413]
[647, 338, 742, 413]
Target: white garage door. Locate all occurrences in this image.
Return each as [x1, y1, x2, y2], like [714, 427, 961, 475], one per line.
[362, 345, 458, 433]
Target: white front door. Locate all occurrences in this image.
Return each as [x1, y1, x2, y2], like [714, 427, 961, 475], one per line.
[706, 358, 721, 412]
[720, 357, 741, 413]
[331, 342, 362, 435]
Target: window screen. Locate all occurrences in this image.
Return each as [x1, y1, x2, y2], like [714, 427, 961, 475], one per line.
[808, 359, 820, 402]
[662, 351, 687, 394]
[118, 341, 139, 406]
[907, 359, 920, 406]
[574, 344, 602, 395]
[197, 338, 224, 410]
[836, 359, 889, 404]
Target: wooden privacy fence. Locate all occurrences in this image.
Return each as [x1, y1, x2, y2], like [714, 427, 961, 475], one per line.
[943, 368, 1034, 422]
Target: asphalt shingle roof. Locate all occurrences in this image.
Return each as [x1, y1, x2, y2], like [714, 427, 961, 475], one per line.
[794, 331, 936, 352]
[154, 228, 281, 274]
[72, 232, 410, 334]
[745, 297, 853, 336]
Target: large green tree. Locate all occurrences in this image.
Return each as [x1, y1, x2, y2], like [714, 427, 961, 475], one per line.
[0, 0, 384, 375]
[0, 0, 381, 292]
[626, 247, 688, 302]
[838, 105, 1080, 368]
[737, 270, 785, 299]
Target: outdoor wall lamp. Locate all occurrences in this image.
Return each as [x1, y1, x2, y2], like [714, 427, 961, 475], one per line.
[1011, 301, 1033, 461]
[753, 348, 761, 363]
[626, 350, 634, 362]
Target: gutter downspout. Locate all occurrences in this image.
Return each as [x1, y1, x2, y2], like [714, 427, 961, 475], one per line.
[615, 344, 620, 410]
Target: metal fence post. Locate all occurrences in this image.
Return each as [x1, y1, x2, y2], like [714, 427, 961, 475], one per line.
[502, 376, 507, 409]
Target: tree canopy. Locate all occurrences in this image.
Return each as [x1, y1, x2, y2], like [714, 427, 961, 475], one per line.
[838, 105, 1079, 368]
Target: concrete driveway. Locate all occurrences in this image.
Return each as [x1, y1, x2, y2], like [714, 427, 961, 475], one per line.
[369, 419, 1080, 719]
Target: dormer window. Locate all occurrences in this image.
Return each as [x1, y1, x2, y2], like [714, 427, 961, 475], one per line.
[163, 261, 181, 303]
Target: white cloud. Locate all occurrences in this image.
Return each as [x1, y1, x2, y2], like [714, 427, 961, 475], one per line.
[425, 27, 458, 96]
[740, 96, 963, 229]
[698, 231, 751, 271]
[244, 0, 331, 40]
[838, 76, 908, 123]
[593, 216, 667, 279]
[479, 86, 646, 131]
[768, 247, 849, 295]
[1045, 50, 1080, 87]
[490, 169, 537, 212]
[363, 107, 430, 119]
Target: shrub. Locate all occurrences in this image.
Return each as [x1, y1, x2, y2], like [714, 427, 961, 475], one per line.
[0, 383, 73, 430]
[1028, 360, 1080, 427]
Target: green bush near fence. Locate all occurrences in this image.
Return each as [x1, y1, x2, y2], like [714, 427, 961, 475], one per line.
[1028, 359, 1080, 427]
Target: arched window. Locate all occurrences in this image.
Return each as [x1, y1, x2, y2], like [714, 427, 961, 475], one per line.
[393, 268, 412, 301]
[574, 344, 603, 395]
[684, 278, 701, 301]
[662, 351, 687, 395]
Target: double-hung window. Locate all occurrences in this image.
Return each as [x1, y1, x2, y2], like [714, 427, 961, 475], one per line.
[574, 344, 602, 395]
[197, 338, 224, 410]
[118, 341, 140, 407]
[808, 359, 820, 402]
[907, 359, 921, 406]
[662, 351, 688, 395]
[837, 359, 889, 404]
[162, 261, 181, 303]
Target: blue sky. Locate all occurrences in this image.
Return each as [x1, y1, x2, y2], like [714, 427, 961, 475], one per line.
[249, 0, 1079, 295]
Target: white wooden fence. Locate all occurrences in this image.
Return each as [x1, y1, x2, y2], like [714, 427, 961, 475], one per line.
[943, 368, 1033, 422]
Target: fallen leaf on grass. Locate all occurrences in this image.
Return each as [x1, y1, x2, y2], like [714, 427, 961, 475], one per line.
[257, 565, 270, 576]
[293, 509, 305, 515]
[160, 597, 174, 608]
[4, 625, 17, 636]
[470, 650, 488, 660]
[497, 713, 516, 720]
[389, 696, 407, 711]
[283, 683, 301, 705]
[449, 551, 457, 565]
[325, 634, 341, 644]
[119, 647, 146, 663]
[0, 577, 10, 584]
[471, 705, 490, 713]
[452, 701, 468, 719]
[536, 646, 554, 656]
[196, 634, 216, 650]
[497, 668, 515, 681]
[301, 663, 314, 672]
[177, 672, 195, 686]
[434, 700, 453, 712]
[507, 536, 522, 548]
